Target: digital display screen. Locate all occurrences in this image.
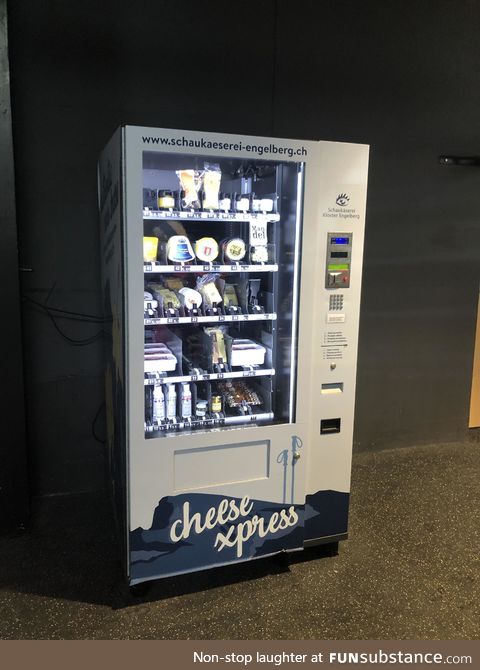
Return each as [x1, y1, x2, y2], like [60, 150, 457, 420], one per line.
[331, 251, 348, 258]
[331, 237, 349, 245]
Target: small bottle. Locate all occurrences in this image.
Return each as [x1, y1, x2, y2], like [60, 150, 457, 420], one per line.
[179, 383, 192, 418]
[152, 385, 165, 422]
[211, 395, 222, 414]
[145, 386, 153, 422]
[165, 384, 177, 420]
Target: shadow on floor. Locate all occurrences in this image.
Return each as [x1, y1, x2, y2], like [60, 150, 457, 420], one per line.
[0, 491, 335, 609]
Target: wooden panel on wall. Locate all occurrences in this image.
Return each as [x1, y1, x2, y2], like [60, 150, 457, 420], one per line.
[469, 289, 480, 427]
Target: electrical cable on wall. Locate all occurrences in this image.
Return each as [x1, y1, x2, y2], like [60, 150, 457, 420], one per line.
[22, 282, 111, 346]
[91, 402, 106, 444]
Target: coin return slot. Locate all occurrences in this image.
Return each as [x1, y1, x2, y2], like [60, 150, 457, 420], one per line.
[321, 383, 344, 395]
[320, 418, 341, 434]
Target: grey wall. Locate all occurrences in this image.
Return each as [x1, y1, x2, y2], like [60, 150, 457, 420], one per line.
[7, 0, 480, 497]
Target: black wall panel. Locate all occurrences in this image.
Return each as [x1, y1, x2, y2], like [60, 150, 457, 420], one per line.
[0, 0, 28, 530]
[7, 0, 480, 495]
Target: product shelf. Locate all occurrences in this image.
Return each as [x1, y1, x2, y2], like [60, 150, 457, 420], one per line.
[145, 411, 274, 436]
[144, 368, 275, 386]
[144, 262, 278, 274]
[143, 209, 280, 223]
[144, 313, 277, 326]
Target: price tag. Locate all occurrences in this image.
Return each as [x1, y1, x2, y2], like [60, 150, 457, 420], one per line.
[249, 219, 268, 246]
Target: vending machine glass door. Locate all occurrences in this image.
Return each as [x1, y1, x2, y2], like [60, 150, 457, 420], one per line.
[126, 130, 308, 581]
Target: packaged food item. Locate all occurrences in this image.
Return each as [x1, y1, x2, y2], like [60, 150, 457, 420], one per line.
[179, 383, 192, 418]
[235, 194, 250, 212]
[194, 237, 219, 263]
[218, 192, 231, 212]
[223, 238, 246, 262]
[223, 284, 239, 307]
[144, 344, 177, 372]
[249, 219, 268, 245]
[152, 287, 181, 310]
[166, 235, 195, 263]
[196, 274, 222, 306]
[250, 246, 269, 263]
[211, 395, 222, 413]
[177, 170, 201, 209]
[229, 338, 266, 366]
[204, 327, 228, 365]
[195, 399, 208, 418]
[157, 189, 175, 209]
[144, 291, 159, 318]
[178, 287, 203, 311]
[218, 380, 261, 408]
[143, 236, 159, 262]
[260, 198, 274, 212]
[202, 164, 221, 210]
[152, 385, 165, 421]
[163, 277, 184, 291]
[165, 384, 177, 420]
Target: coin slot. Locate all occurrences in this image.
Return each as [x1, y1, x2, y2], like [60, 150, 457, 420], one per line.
[321, 383, 344, 395]
[320, 418, 341, 434]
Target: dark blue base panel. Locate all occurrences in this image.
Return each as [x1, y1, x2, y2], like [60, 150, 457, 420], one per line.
[305, 490, 350, 541]
[129, 489, 349, 583]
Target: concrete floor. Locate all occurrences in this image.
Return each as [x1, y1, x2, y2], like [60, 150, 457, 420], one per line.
[0, 441, 479, 639]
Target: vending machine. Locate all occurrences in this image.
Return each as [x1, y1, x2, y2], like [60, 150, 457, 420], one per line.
[98, 126, 369, 585]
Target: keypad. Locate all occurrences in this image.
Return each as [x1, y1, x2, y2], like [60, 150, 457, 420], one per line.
[329, 294, 344, 311]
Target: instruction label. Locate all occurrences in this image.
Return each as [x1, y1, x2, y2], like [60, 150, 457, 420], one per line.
[322, 330, 348, 360]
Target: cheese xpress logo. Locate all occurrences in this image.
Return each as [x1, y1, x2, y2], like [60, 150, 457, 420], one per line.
[169, 496, 299, 558]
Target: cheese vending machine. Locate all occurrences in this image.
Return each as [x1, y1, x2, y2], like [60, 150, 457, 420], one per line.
[98, 126, 369, 585]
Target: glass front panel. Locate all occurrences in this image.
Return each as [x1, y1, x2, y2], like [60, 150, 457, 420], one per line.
[142, 151, 304, 438]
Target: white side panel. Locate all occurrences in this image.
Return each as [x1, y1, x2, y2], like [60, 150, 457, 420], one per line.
[305, 142, 369, 497]
[98, 127, 129, 569]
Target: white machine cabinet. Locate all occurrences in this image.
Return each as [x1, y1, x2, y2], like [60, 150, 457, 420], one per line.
[98, 126, 369, 585]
